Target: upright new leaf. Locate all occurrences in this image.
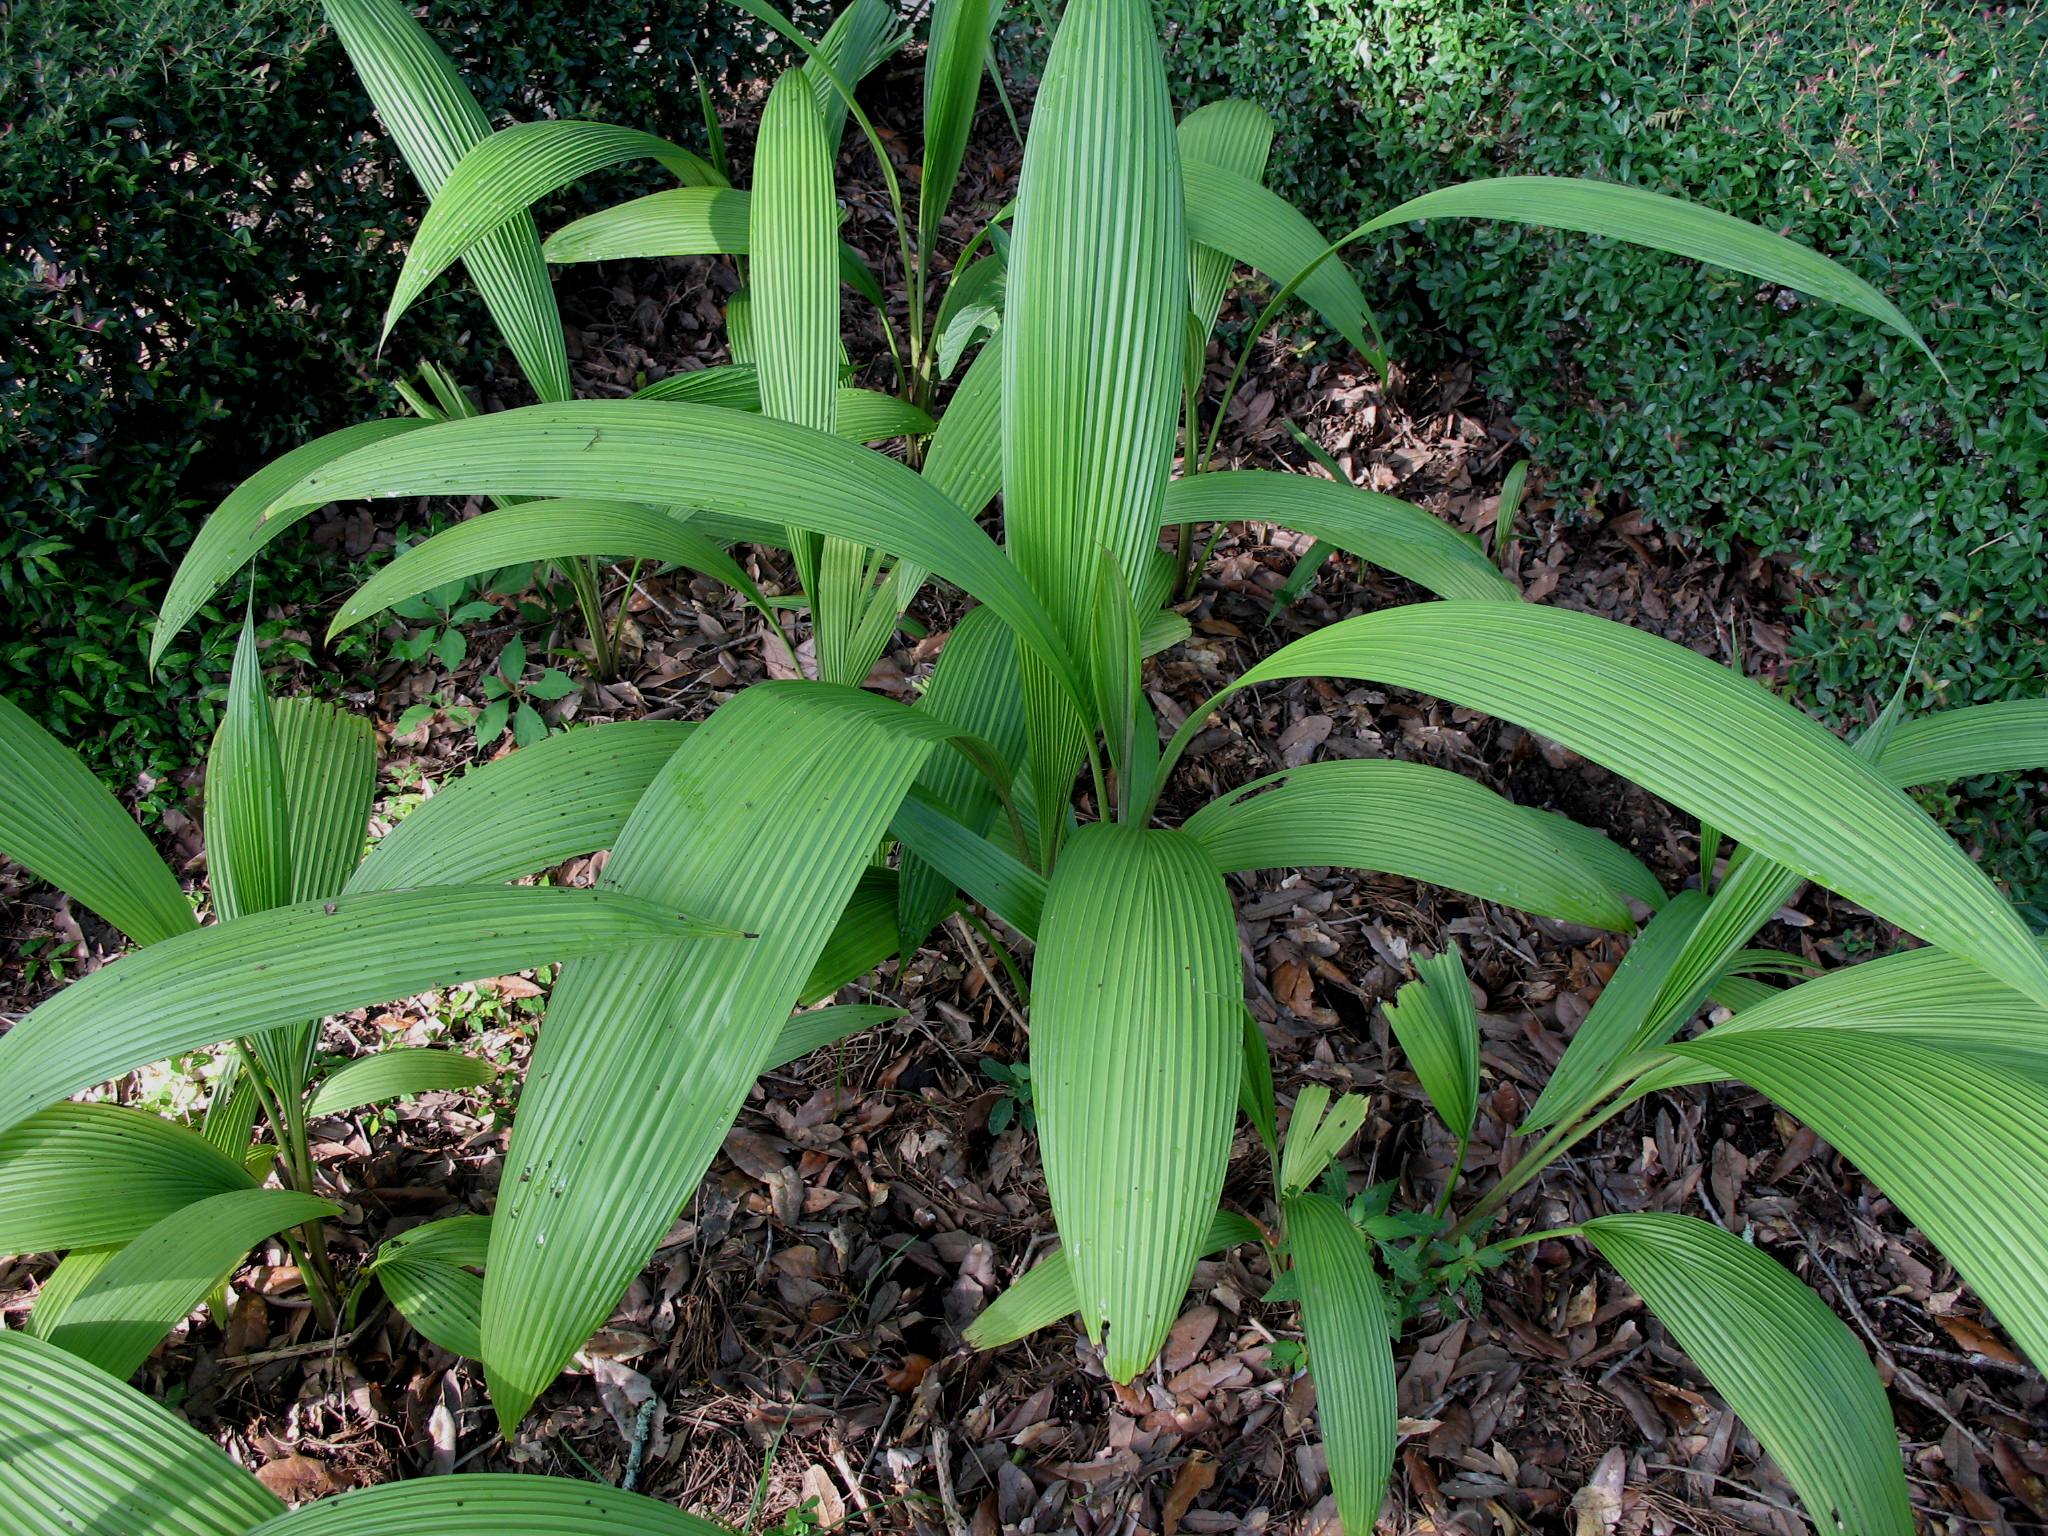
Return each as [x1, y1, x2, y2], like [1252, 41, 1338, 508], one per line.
[1287, 1192, 1397, 1535]
[1032, 824, 1241, 1380]
[1179, 100, 1273, 340]
[1381, 946, 1481, 1146]
[920, 0, 1001, 264]
[205, 610, 291, 923]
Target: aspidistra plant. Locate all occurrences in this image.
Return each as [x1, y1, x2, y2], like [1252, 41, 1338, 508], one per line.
[65, 0, 2048, 1528]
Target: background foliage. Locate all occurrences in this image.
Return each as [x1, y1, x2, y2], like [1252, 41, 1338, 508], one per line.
[1160, 0, 2046, 907]
[0, 0, 814, 811]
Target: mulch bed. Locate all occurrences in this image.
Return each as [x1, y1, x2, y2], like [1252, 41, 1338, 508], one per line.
[3, 65, 2044, 1536]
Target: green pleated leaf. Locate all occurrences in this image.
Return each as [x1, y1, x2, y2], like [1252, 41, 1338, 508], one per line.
[1032, 823, 1241, 1380]
[1179, 100, 1273, 340]
[1668, 1024, 2048, 1367]
[922, 332, 1005, 517]
[366, 1213, 490, 1359]
[351, 721, 692, 891]
[933, 252, 1004, 377]
[891, 787, 1047, 939]
[633, 363, 762, 408]
[752, 75, 840, 440]
[543, 185, 748, 261]
[0, 692, 191, 948]
[1525, 806, 1667, 912]
[0, 1329, 283, 1536]
[1162, 471, 1516, 603]
[0, 1102, 256, 1254]
[1521, 890, 1709, 1134]
[327, 500, 771, 640]
[1286, 1192, 1397, 1535]
[273, 698, 376, 902]
[26, 1244, 119, 1338]
[1182, 759, 1634, 931]
[898, 606, 1029, 951]
[262, 401, 1083, 709]
[309, 1047, 495, 1119]
[482, 685, 954, 1429]
[325, 0, 569, 400]
[766, 1004, 906, 1073]
[920, 0, 1000, 263]
[637, 365, 938, 444]
[804, 0, 901, 156]
[1357, 176, 1931, 361]
[1278, 1084, 1370, 1197]
[1381, 946, 1481, 1145]
[1239, 1008, 1279, 1156]
[0, 886, 727, 1138]
[384, 119, 719, 345]
[241, 1473, 737, 1535]
[1183, 157, 1377, 363]
[836, 390, 937, 441]
[796, 866, 901, 1005]
[1003, 0, 1185, 850]
[1211, 603, 2048, 1009]
[1583, 1213, 1911, 1536]
[205, 610, 292, 924]
[153, 419, 429, 669]
[962, 1210, 1261, 1351]
[1876, 699, 2048, 788]
[1087, 548, 1146, 805]
[48, 1187, 336, 1380]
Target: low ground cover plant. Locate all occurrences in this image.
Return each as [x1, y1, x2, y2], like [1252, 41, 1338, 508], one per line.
[3, 0, 2046, 1529]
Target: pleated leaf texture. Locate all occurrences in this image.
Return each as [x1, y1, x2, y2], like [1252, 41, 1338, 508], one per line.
[1031, 823, 1241, 1379]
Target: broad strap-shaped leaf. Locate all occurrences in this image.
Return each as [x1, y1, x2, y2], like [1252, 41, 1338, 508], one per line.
[274, 697, 376, 902]
[0, 1329, 283, 1536]
[1087, 549, 1148, 809]
[384, 119, 719, 344]
[0, 887, 724, 1137]
[325, 0, 569, 400]
[263, 401, 1085, 708]
[366, 1213, 490, 1359]
[1381, 947, 1481, 1145]
[1666, 1024, 2048, 1367]
[241, 1473, 738, 1535]
[1179, 100, 1273, 340]
[1002, 0, 1186, 851]
[47, 1187, 337, 1380]
[1196, 603, 2048, 1009]
[0, 1102, 255, 1253]
[350, 721, 693, 892]
[1032, 823, 1241, 1380]
[1521, 890, 1708, 1133]
[1183, 758, 1635, 932]
[205, 609, 292, 923]
[542, 185, 749, 262]
[1183, 157, 1378, 363]
[1239, 1008, 1279, 1155]
[934, 251, 1004, 377]
[1163, 471, 1516, 603]
[1287, 1192, 1397, 1535]
[153, 419, 428, 668]
[1354, 176, 1931, 362]
[1630, 938, 2048, 1097]
[796, 866, 902, 1006]
[1526, 806, 1667, 912]
[638, 365, 939, 442]
[327, 501, 772, 639]
[892, 787, 1047, 939]
[919, 0, 1001, 264]
[766, 1004, 906, 1073]
[1583, 1213, 1912, 1536]
[482, 685, 956, 1429]
[26, 1245, 118, 1338]
[803, 0, 901, 156]
[308, 1047, 495, 1119]
[922, 332, 1005, 517]
[0, 691, 191, 947]
[1278, 1085, 1370, 1197]
[1876, 699, 2048, 788]
[962, 1210, 1262, 1351]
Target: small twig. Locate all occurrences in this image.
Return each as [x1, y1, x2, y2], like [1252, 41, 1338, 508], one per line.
[223, 1326, 359, 1369]
[1889, 1339, 2040, 1380]
[620, 1395, 658, 1491]
[949, 913, 1026, 1032]
[930, 1427, 968, 1536]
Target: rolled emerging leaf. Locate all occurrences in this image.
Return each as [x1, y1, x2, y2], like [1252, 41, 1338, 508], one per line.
[1287, 1192, 1397, 1535]
[919, 0, 1001, 264]
[0, 1329, 283, 1535]
[1584, 1213, 1911, 1536]
[0, 691, 191, 948]
[241, 1474, 737, 1535]
[1205, 603, 2048, 1010]
[1032, 823, 1241, 1380]
[0, 886, 728, 1138]
[48, 1187, 338, 1380]
[205, 610, 291, 924]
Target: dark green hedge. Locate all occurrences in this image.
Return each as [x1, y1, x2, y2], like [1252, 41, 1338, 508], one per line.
[1163, 0, 2046, 910]
[0, 0, 816, 807]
